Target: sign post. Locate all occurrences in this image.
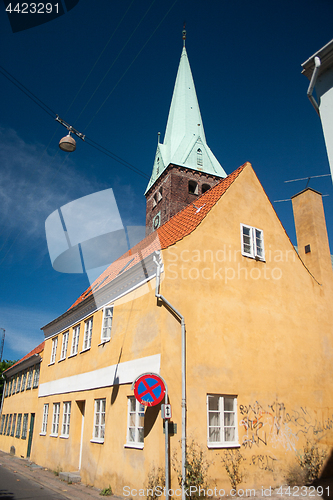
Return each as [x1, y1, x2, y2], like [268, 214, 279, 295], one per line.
[133, 373, 169, 500]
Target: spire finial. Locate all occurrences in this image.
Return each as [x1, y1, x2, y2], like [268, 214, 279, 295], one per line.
[182, 23, 186, 47]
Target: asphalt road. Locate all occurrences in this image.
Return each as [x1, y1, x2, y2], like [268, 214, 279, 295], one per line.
[0, 465, 68, 499]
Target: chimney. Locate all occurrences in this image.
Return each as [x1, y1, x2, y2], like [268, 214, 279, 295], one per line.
[291, 187, 332, 284]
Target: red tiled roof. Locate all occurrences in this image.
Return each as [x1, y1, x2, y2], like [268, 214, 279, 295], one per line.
[4, 341, 45, 374]
[69, 163, 247, 309]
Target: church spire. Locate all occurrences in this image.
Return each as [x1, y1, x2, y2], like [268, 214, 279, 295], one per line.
[145, 31, 226, 194]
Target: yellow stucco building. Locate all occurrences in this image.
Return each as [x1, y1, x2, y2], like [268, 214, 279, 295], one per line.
[1, 37, 333, 495]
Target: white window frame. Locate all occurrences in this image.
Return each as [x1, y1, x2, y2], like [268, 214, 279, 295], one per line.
[125, 396, 144, 449]
[0, 415, 5, 435]
[16, 413, 22, 438]
[26, 368, 33, 390]
[12, 376, 17, 395]
[7, 414, 12, 436]
[71, 325, 80, 356]
[92, 398, 106, 443]
[21, 413, 28, 439]
[61, 402, 71, 438]
[50, 337, 58, 364]
[51, 403, 60, 436]
[33, 364, 40, 388]
[21, 370, 27, 391]
[40, 404, 49, 435]
[60, 331, 69, 360]
[83, 318, 93, 351]
[240, 224, 265, 261]
[10, 414, 16, 437]
[16, 372, 22, 393]
[101, 306, 113, 342]
[207, 394, 239, 448]
[5, 380, 9, 397]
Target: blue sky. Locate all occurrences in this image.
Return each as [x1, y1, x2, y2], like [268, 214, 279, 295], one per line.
[0, 0, 332, 361]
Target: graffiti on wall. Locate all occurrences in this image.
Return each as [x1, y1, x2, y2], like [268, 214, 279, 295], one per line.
[239, 400, 333, 453]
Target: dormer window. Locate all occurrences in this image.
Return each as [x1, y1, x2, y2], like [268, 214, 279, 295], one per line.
[197, 148, 203, 167]
[202, 184, 210, 194]
[189, 180, 198, 195]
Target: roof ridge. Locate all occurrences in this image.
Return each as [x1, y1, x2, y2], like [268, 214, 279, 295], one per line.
[69, 163, 248, 310]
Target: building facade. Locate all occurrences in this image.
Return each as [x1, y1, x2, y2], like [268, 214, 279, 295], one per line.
[1, 37, 333, 494]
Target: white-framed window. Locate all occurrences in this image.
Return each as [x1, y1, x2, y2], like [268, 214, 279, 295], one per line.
[50, 337, 58, 364]
[83, 318, 93, 350]
[101, 306, 113, 342]
[33, 364, 40, 388]
[11, 414, 17, 437]
[5, 380, 9, 397]
[0, 415, 5, 435]
[21, 413, 28, 439]
[207, 395, 238, 448]
[16, 373, 22, 393]
[61, 402, 71, 437]
[71, 325, 80, 356]
[126, 396, 144, 448]
[21, 370, 27, 391]
[51, 403, 60, 436]
[60, 331, 69, 360]
[4, 415, 9, 435]
[241, 224, 265, 261]
[92, 398, 106, 443]
[16, 414, 22, 438]
[12, 376, 17, 394]
[41, 404, 49, 435]
[26, 368, 33, 390]
[7, 414, 12, 435]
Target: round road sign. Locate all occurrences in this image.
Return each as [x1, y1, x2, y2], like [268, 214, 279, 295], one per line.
[134, 373, 166, 407]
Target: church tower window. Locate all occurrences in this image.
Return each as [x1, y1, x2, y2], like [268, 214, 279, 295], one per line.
[197, 148, 203, 167]
[202, 184, 211, 194]
[189, 180, 198, 195]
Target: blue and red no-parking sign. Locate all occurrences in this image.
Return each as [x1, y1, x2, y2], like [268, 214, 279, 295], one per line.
[134, 373, 166, 407]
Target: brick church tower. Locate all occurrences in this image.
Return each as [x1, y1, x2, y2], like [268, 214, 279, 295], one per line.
[145, 30, 227, 235]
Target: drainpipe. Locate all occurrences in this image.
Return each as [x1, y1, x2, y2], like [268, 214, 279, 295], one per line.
[154, 254, 186, 500]
[307, 56, 321, 116]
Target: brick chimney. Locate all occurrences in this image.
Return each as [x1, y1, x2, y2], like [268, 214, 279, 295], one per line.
[291, 187, 332, 284]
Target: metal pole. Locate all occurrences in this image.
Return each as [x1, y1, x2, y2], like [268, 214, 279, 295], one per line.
[164, 386, 169, 500]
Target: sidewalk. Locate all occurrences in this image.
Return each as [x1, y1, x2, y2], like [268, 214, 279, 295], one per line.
[0, 450, 120, 500]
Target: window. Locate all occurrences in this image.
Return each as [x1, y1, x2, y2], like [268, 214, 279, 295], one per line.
[202, 183, 211, 194]
[7, 414, 12, 435]
[197, 148, 203, 167]
[50, 337, 58, 364]
[16, 373, 22, 393]
[5, 380, 9, 397]
[207, 395, 238, 447]
[189, 180, 198, 195]
[12, 376, 17, 395]
[0, 415, 5, 434]
[71, 325, 80, 356]
[101, 306, 113, 342]
[11, 414, 17, 437]
[33, 364, 40, 388]
[21, 414, 28, 439]
[240, 224, 265, 261]
[61, 402, 71, 437]
[93, 398, 106, 443]
[83, 318, 93, 350]
[51, 403, 60, 436]
[60, 331, 69, 360]
[8, 378, 12, 396]
[16, 414, 22, 438]
[21, 370, 27, 391]
[153, 193, 158, 208]
[4, 415, 9, 435]
[126, 397, 144, 448]
[60, 332, 69, 359]
[26, 367, 33, 390]
[41, 404, 49, 435]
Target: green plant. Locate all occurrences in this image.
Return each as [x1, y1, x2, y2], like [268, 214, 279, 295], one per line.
[146, 465, 165, 500]
[295, 440, 327, 484]
[100, 485, 113, 496]
[172, 439, 211, 499]
[221, 449, 244, 491]
[54, 465, 62, 476]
